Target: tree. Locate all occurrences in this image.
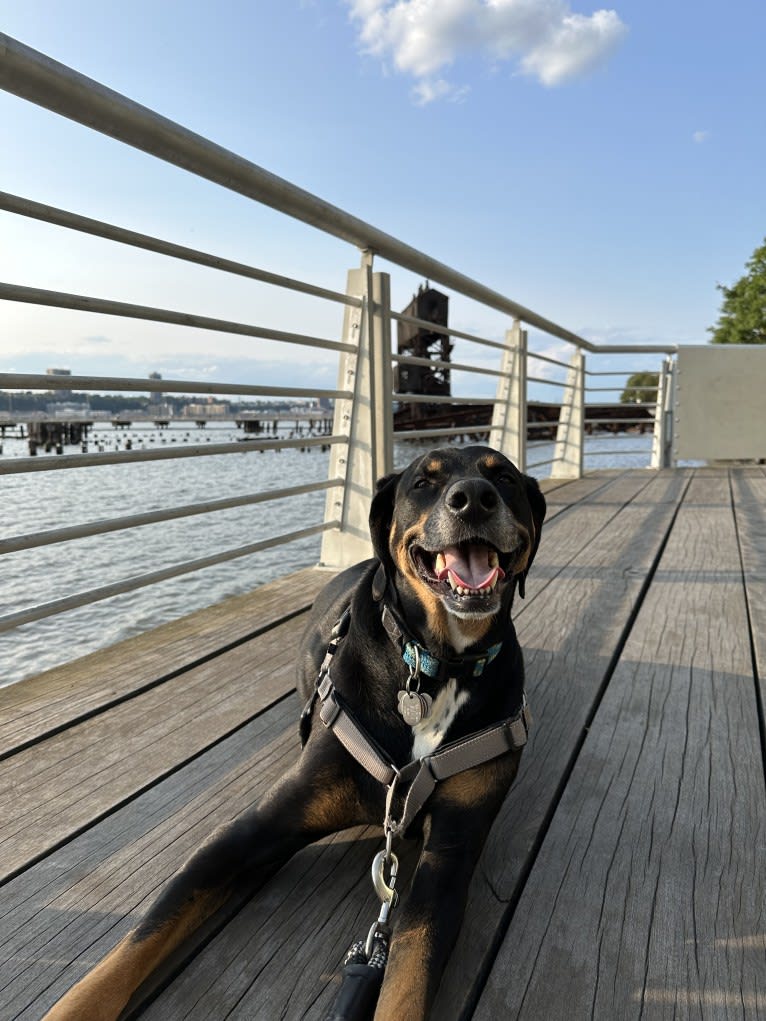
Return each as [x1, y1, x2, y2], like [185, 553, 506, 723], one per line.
[620, 372, 659, 404]
[709, 238, 766, 344]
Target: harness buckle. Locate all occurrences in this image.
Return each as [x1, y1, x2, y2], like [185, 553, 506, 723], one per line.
[319, 693, 341, 728]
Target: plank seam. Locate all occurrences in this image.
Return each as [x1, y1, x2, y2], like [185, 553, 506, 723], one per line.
[727, 468, 766, 797]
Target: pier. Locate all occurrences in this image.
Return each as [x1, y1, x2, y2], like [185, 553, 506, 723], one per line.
[2, 466, 766, 1019]
[2, 32, 766, 1021]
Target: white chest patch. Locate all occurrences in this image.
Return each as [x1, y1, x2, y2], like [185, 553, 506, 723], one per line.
[411, 678, 468, 760]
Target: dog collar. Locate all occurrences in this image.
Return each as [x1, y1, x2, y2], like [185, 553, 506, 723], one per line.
[381, 603, 503, 683]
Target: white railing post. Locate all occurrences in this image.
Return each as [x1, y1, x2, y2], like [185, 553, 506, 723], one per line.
[551, 349, 585, 478]
[320, 253, 393, 568]
[489, 319, 527, 472]
[650, 357, 674, 469]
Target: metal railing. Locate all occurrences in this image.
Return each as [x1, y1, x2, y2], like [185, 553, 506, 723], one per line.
[0, 33, 678, 680]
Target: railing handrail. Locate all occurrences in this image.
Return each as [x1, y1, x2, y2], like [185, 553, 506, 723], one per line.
[0, 191, 360, 308]
[0, 32, 677, 356]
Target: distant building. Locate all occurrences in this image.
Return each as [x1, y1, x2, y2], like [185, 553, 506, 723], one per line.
[184, 401, 231, 418]
[46, 367, 73, 399]
[148, 371, 164, 403]
[147, 372, 170, 415]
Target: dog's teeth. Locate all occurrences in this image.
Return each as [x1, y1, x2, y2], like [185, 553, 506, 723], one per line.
[489, 551, 499, 568]
[435, 552, 446, 574]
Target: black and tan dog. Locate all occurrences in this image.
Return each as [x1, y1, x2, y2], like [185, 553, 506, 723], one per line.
[44, 444, 545, 1021]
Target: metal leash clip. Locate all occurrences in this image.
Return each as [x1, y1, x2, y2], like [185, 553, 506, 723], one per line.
[366, 835, 399, 958]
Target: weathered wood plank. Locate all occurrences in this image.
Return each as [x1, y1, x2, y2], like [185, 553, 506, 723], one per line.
[432, 469, 691, 1018]
[0, 697, 301, 1020]
[731, 468, 766, 681]
[539, 468, 625, 516]
[474, 473, 766, 1020]
[0, 614, 309, 882]
[0, 566, 335, 755]
[517, 470, 654, 607]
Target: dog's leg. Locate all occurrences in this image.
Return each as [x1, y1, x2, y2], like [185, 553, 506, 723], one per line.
[43, 745, 361, 1021]
[374, 756, 521, 1021]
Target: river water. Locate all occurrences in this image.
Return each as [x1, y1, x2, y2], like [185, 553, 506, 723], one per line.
[0, 422, 653, 687]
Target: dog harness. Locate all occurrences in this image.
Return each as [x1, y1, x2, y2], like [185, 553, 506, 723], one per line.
[305, 606, 532, 837]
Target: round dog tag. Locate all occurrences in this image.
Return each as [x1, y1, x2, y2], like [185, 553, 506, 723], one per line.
[397, 690, 432, 725]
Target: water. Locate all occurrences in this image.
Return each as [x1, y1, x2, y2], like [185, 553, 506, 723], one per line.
[0, 423, 653, 687]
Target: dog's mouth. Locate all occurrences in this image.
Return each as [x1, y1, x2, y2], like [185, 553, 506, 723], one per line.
[410, 541, 512, 603]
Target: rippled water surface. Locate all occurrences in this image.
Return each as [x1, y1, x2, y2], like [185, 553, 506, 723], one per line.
[1, 423, 653, 686]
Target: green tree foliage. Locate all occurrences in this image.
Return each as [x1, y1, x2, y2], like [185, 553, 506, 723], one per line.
[620, 371, 659, 404]
[709, 239, 766, 344]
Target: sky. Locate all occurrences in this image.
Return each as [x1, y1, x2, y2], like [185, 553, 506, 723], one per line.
[1, 0, 765, 400]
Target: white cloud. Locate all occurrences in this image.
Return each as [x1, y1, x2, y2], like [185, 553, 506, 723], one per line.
[693, 129, 711, 143]
[347, 0, 627, 101]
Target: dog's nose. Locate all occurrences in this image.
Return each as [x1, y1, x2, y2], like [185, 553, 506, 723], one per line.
[445, 478, 499, 521]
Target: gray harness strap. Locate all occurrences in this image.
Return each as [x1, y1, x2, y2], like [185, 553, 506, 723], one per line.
[316, 669, 531, 835]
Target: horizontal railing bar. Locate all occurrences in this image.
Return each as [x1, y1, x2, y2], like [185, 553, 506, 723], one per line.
[0, 433, 344, 475]
[389, 310, 509, 351]
[0, 34, 684, 355]
[585, 368, 659, 377]
[585, 417, 654, 426]
[0, 520, 336, 634]
[585, 449, 649, 457]
[392, 354, 509, 379]
[0, 478, 343, 555]
[527, 350, 572, 370]
[392, 393, 495, 406]
[588, 344, 675, 354]
[0, 370, 349, 400]
[0, 191, 360, 308]
[586, 384, 659, 394]
[526, 456, 563, 470]
[527, 375, 575, 390]
[0, 282, 355, 354]
[584, 401, 657, 411]
[393, 427, 488, 441]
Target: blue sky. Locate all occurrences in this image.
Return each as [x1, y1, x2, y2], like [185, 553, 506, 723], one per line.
[1, 0, 765, 398]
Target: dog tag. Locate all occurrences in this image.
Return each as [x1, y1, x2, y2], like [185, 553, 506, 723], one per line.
[397, 690, 432, 725]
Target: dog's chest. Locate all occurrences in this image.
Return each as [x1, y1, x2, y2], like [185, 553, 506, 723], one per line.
[411, 678, 468, 759]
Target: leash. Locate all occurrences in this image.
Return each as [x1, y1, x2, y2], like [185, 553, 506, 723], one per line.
[313, 604, 531, 1021]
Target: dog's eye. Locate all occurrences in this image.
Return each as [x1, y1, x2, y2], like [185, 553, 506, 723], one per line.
[496, 472, 516, 485]
[413, 477, 431, 489]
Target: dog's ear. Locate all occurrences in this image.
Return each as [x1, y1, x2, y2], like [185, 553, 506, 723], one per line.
[516, 474, 546, 599]
[369, 470, 401, 569]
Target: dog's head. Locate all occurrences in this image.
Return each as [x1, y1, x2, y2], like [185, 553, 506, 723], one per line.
[370, 445, 545, 642]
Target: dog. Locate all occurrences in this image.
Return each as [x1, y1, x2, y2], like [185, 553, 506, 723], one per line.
[43, 444, 545, 1021]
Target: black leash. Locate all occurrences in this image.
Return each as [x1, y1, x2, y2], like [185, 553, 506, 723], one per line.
[324, 837, 399, 1021]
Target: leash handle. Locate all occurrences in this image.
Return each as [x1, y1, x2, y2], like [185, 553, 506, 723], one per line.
[324, 932, 389, 1021]
[323, 963, 385, 1021]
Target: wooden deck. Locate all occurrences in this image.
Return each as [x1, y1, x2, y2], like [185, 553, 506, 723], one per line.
[2, 466, 765, 1020]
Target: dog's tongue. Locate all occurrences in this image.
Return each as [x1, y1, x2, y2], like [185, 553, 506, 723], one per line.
[437, 544, 504, 590]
